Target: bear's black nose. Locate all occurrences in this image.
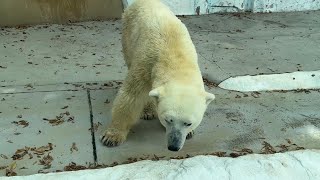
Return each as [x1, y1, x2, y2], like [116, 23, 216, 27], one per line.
[168, 145, 180, 151]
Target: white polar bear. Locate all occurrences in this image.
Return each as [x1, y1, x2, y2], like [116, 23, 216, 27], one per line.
[100, 0, 215, 151]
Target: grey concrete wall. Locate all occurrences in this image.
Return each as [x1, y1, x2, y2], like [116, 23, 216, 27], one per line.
[0, 0, 123, 27]
[124, 0, 320, 15]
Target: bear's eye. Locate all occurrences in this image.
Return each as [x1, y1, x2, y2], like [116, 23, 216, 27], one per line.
[165, 119, 173, 124]
[184, 122, 192, 126]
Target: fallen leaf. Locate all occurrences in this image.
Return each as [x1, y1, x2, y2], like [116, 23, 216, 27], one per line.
[12, 120, 29, 128]
[43, 118, 64, 126]
[64, 162, 86, 171]
[32, 143, 53, 155]
[61, 106, 69, 109]
[70, 142, 78, 153]
[0, 166, 8, 170]
[210, 151, 227, 157]
[1, 154, 8, 159]
[39, 153, 53, 169]
[261, 141, 276, 154]
[89, 122, 102, 132]
[6, 161, 17, 176]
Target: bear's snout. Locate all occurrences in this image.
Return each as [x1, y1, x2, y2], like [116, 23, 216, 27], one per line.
[167, 129, 185, 151]
[168, 145, 180, 151]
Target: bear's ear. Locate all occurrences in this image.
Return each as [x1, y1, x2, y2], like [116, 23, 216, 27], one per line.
[149, 87, 164, 99]
[205, 92, 215, 105]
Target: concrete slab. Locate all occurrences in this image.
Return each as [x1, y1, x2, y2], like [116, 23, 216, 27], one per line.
[92, 86, 320, 166]
[187, 11, 320, 82]
[0, 21, 125, 87]
[0, 91, 94, 176]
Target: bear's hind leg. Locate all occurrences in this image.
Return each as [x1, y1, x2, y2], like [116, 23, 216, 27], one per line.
[140, 99, 157, 120]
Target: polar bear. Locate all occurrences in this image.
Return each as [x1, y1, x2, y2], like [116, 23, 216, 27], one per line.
[100, 0, 215, 151]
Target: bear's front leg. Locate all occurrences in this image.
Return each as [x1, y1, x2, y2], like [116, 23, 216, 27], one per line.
[100, 83, 147, 147]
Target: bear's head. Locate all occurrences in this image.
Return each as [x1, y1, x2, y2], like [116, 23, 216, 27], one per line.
[149, 83, 215, 151]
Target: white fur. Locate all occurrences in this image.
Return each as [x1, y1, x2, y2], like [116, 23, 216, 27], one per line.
[100, 0, 215, 151]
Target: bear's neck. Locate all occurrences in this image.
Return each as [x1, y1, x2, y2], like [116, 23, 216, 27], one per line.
[151, 57, 204, 90]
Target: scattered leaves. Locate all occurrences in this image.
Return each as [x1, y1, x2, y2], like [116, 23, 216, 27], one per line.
[202, 77, 218, 89]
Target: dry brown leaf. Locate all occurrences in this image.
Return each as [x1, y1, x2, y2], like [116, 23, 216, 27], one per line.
[67, 116, 75, 123]
[43, 118, 65, 126]
[0, 166, 8, 170]
[28, 153, 33, 159]
[261, 141, 276, 154]
[1, 154, 8, 159]
[64, 162, 87, 171]
[39, 153, 53, 169]
[12, 120, 29, 128]
[210, 151, 227, 157]
[32, 143, 53, 155]
[89, 122, 102, 132]
[6, 161, 17, 176]
[230, 152, 241, 158]
[12, 147, 30, 160]
[70, 142, 78, 153]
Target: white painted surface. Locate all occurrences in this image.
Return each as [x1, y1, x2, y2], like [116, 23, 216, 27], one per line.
[219, 70, 320, 92]
[3, 150, 320, 180]
[123, 0, 320, 15]
[253, 0, 320, 13]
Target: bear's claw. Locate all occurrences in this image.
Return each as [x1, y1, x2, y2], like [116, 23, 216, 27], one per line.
[141, 102, 157, 120]
[141, 111, 156, 120]
[100, 128, 127, 147]
[186, 130, 194, 140]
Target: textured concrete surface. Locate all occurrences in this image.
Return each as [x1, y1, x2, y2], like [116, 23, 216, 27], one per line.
[0, 91, 94, 176]
[1, 11, 320, 87]
[0, 11, 320, 176]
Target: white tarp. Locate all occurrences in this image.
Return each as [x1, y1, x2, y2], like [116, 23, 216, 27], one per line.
[219, 70, 320, 92]
[3, 150, 320, 180]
